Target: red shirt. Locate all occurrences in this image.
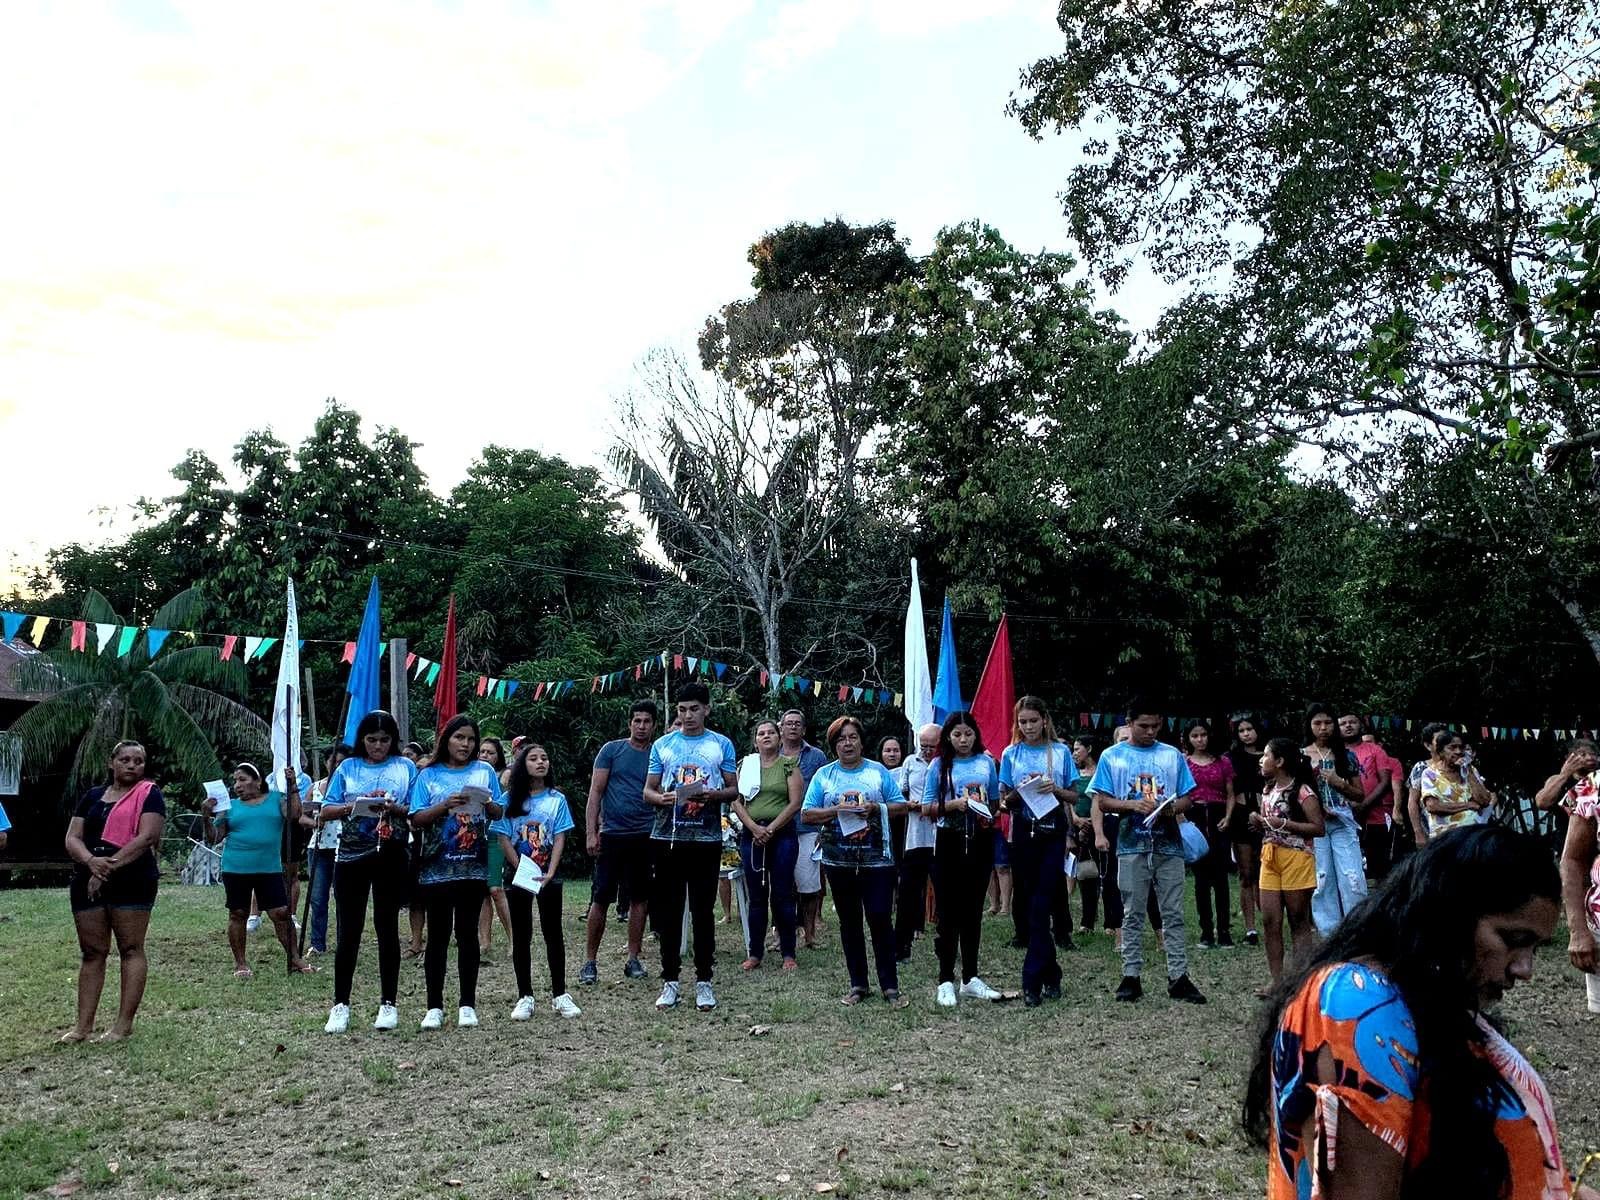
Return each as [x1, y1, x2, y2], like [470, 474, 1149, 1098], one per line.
[1350, 742, 1393, 825]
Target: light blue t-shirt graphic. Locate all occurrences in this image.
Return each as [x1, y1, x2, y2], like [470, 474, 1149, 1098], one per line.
[411, 761, 503, 885]
[491, 789, 575, 880]
[323, 756, 418, 863]
[922, 752, 999, 832]
[1089, 741, 1196, 858]
[649, 729, 737, 843]
[802, 760, 901, 869]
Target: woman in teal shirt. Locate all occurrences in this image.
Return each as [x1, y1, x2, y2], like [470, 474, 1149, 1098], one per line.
[203, 763, 315, 978]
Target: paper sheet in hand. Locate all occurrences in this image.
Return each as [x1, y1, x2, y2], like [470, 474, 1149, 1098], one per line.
[1020, 775, 1059, 820]
[511, 855, 545, 894]
[1064, 853, 1077, 878]
[203, 779, 231, 813]
[457, 786, 491, 817]
[351, 793, 390, 819]
[835, 808, 869, 838]
[1140, 797, 1174, 830]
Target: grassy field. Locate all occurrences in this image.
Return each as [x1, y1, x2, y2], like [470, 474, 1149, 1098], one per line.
[1, 881, 1597, 1200]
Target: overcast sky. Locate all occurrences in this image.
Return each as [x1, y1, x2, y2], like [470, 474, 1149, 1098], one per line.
[1, 0, 1170, 587]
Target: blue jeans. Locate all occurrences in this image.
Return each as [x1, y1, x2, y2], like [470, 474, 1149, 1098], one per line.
[1311, 815, 1367, 936]
[307, 848, 337, 953]
[739, 829, 798, 960]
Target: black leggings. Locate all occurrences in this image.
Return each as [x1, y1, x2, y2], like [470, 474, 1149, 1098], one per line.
[333, 845, 408, 1006]
[422, 880, 486, 1009]
[895, 846, 933, 958]
[652, 842, 720, 984]
[933, 825, 993, 985]
[508, 882, 566, 999]
[1191, 802, 1233, 941]
[828, 865, 898, 994]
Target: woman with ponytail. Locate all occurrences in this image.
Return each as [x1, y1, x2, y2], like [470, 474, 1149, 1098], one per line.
[1247, 738, 1324, 994]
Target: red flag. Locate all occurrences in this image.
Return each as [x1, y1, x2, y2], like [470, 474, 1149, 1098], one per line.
[970, 615, 1015, 758]
[341, 641, 356, 664]
[837, 685, 849, 702]
[760, 669, 769, 687]
[70, 620, 87, 651]
[433, 596, 459, 736]
[221, 634, 239, 661]
[673, 653, 684, 670]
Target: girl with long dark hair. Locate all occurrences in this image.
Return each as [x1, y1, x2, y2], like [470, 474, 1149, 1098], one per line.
[318, 710, 417, 1034]
[476, 736, 515, 957]
[410, 715, 504, 1030]
[1182, 720, 1235, 947]
[492, 742, 580, 1019]
[1247, 738, 1324, 995]
[1301, 702, 1367, 935]
[1225, 715, 1265, 946]
[922, 711, 1002, 1008]
[1244, 825, 1588, 1199]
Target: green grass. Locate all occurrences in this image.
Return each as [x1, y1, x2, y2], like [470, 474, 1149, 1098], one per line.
[1, 883, 1596, 1197]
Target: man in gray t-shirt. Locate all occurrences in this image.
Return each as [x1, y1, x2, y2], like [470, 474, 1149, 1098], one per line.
[579, 701, 658, 985]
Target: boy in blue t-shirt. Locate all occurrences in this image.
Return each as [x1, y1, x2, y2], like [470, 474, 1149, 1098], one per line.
[643, 682, 738, 1013]
[1089, 701, 1206, 1006]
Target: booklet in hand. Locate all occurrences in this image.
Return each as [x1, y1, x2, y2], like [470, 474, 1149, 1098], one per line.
[511, 855, 545, 894]
[203, 779, 232, 814]
[835, 808, 869, 838]
[966, 798, 993, 820]
[351, 793, 390, 819]
[1140, 797, 1175, 830]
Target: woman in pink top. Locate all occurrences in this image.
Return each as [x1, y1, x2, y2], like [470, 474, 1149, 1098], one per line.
[1183, 721, 1236, 948]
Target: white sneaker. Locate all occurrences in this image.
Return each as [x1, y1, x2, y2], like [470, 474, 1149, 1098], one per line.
[510, 996, 536, 1021]
[246, 915, 261, 933]
[457, 1006, 479, 1028]
[960, 977, 1002, 1001]
[324, 1003, 351, 1034]
[551, 993, 582, 1019]
[655, 981, 680, 1009]
[695, 981, 716, 1011]
[936, 981, 958, 1008]
[419, 1008, 444, 1031]
[373, 1003, 399, 1030]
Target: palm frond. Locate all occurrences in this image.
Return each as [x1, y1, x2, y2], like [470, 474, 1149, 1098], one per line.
[164, 682, 269, 751]
[152, 647, 250, 697]
[135, 675, 225, 785]
[65, 689, 132, 800]
[8, 684, 112, 778]
[80, 589, 123, 625]
[17, 648, 117, 692]
[149, 587, 207, 633]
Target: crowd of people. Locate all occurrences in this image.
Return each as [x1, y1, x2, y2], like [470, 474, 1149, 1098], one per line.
[39, 684, 1600, 1195]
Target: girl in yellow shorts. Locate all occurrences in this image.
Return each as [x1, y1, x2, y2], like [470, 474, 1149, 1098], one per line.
[1248, 738, 1326, 996]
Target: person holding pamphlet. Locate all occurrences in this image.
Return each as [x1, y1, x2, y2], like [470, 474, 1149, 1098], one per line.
[644, 682, 739, 1012]
[923, 711, 1003, 1009]
[60, 740, 167, 1043]
[802, 716, 909, 1006]
[202, 762, 316, 979]
[999, 697, 1077, 1008]
[492, 742, 581, 1019]
[731, 718, 803, 972]
[316, 711, 417, 1034]
[1090, 699, 1207, 1005]
[410, 716, 505, 1030]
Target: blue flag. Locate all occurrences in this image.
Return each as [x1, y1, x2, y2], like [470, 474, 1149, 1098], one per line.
[932, 596, 963, 723]
[343, 577, 383, 743]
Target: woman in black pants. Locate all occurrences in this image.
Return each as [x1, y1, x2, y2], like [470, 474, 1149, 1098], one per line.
[319, 710, 418, 1034]
[409, 715, 505, 1030]
[1183, 720, 1237, 947]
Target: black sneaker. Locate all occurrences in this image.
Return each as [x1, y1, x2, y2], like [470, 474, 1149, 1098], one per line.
[1042, 982, 1061, 1001]
[1115, 976, 1143, 1002]
[1168, 974, 1208, 1004]
[1218, 933, 1235, 948]
[623, 957, 647, 979]
[577, 960, 598, 986]
[1198, 936, 1216, 950]
[1023, 989, 1042, 1008]
[1245, 930, 1260, 946]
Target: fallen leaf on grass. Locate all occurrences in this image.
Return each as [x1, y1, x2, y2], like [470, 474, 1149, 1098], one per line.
[835, 1147, 848, 1162]
[835, 1040, 855, 1048]
[46, 1179, 81, 1197]
[814, 1185, 836, 1194]
[652, 1142, 668, 1156]
[106, 1162, 119, 1175]
[397, 1061, 416, 1070]
[938, 1139, 958, 1148]
[447, 1178, 463, 1186]
[748, 1025, 772, 1037]
[538, 1170, 551, 1181]
[776, 1174, 792, 1183]
[889, 1082, 904, 1093]
[1182, 1128, 1207, 1144]
[274, 1043, 286, 1055]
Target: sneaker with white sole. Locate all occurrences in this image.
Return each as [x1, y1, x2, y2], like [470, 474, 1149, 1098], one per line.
[577, 960, 599, 986]
[624, 957, 647, 979]
[510, 996, 536, 1021]
[246, 915, 261, 933]
[324, 1003, 351, 1034]
[936, 981, 958, 1008]
[960, 977, 1001, 1001]
[373, 1003, 399, 1030]
[552, 993, 582, 1018]
[695, 981, 717, 1011]
[655, 981, 680, 1009]
[419, 1008, 444, 1030]
[457, 1006, 479, 1027]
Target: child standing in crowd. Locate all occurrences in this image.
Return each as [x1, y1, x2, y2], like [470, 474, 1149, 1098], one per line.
[1182, 721, 1235, 948]
[493, 742, 581, 1019]
[1249, 738, 1324, 995]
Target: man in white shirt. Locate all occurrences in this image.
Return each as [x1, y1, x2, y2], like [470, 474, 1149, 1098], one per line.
[894, 723, 941, 961]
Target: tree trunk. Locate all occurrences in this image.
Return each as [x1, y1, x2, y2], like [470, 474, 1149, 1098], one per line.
[1550, 585, 1600, 674]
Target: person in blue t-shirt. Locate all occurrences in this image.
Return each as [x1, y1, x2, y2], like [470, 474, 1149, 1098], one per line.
[644, 682, 738, 1012]
[923, 711, 1004, 1009]
[315, 710, 417, 1035]
[409, 715, 505, 1031]
[203, 761, 315, 979]
[998, 697, 1078, 1008]
[492, 742, 582, 1020]
[802, 716, 909, 1006]
[0, 796, 9, 853]
[579, 699, 659, 986]
[1089, 699, 1206, 1005]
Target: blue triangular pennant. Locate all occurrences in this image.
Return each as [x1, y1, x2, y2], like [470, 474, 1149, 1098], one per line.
[1, 612, 23, 642]
[714, 662, 727, 679]
[145, 629, 170, 657]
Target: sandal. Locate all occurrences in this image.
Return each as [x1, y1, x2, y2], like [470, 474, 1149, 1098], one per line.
[739, 957, 762, 971]
[883, 990, 910, 1009]
[781, 957, 799, 971]
[233, 967, 254, 979]
[840, 988, 868, 1006]
[289, 962, 321, 974]
[56, 1030, 89, 1045]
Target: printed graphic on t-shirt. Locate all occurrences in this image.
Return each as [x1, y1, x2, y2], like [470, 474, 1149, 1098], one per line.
[673, 763, 710, 823]
[510, 819, 551, 872]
